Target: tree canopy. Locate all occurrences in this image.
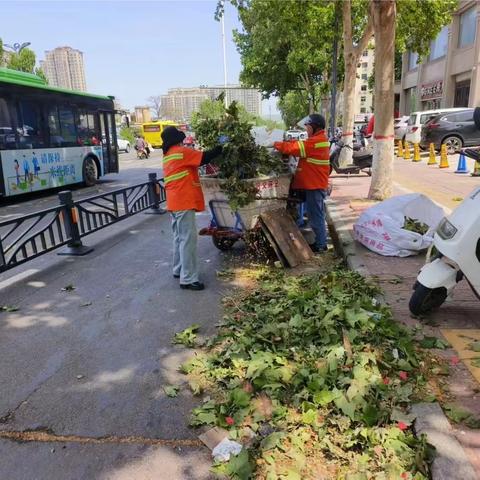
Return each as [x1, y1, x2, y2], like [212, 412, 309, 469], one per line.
[231, 0, 335, 111]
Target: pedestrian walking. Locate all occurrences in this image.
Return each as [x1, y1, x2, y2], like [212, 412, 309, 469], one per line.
[273, 113, 330, 253]
[161, 126, 224, 290]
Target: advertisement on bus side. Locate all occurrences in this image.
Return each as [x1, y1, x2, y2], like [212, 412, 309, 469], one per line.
[1, 146, 103, 196]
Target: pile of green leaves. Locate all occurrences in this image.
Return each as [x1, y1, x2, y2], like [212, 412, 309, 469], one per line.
[403, 218, 429, 235]
[179, 268, 435, 479]
[191, 96, 281, 210]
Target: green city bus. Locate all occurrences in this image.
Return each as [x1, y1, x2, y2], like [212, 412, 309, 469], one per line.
[0, 67, 118, 197]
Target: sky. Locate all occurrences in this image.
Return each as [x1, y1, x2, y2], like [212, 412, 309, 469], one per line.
[1, 0, 279, 116]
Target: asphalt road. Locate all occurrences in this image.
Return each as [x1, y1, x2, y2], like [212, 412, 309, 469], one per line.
[0, 149, 231, 480]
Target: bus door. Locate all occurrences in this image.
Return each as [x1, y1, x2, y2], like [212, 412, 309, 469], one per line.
[99, 111, 119, 174]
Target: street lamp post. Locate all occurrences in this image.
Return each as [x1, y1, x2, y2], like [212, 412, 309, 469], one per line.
[4, 42, 31, 54]
[220, 1, 228, 107]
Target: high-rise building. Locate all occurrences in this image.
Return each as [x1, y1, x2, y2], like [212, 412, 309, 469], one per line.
[40, 46, 87, 91]
[160, 85, 262, 121]
[354, 42, 375, 118]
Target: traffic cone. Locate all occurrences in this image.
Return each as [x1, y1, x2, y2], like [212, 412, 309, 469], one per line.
[455, 152, 469, 173]
[472, 158, 480, 177]
[404, 141, 411, 160]
[427, 143, 437, 165]
[413, 143, 421, 162]
[397, 140, 404, 158]
[439, 144, 449, 168]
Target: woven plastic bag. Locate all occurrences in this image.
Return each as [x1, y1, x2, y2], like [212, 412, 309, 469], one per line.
[353, 194, 445, 257]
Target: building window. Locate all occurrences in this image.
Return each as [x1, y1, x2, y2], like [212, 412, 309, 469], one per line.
[454, 80, 471, 107]
[362, 50, 368, 57]
[361, 74, 368, 80]
[459, 6, 477, 48]
[360, 107, 366, 113]
[360, 96, 366, 102]
[429, 26, 448, 60]
[361, 85, 367, 92]
[362, 62, 368, 68]
[408, 51, 418, 70]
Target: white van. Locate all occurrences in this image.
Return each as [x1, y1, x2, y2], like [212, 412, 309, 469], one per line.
[406, 108, 465, 145]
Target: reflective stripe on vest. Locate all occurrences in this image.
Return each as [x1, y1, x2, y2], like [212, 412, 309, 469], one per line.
[297, 141, 306, 157]
[164, 170, 189, 184]
[306, 157, 330, 166]
[314, 142, 330, 148]
[163, 153, 184, 164]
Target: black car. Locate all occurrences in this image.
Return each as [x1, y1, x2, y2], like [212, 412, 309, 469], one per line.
[420, 108, 480, 153]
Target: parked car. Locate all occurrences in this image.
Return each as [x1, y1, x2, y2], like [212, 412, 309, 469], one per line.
[394, 115, 410, 141]
[285, 129, 307, 141]
[405, 108, 465, 145]
[420, 108, 480, 154]
[117, 137, 131, 153]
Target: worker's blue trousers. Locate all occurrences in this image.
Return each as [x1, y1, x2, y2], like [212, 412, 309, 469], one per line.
[305, 189, 328, 249]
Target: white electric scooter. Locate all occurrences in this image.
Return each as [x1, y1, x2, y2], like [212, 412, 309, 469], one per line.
[409, 184, 480, 315]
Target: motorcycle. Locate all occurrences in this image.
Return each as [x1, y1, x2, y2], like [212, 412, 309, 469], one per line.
[409, 153, 480, 315]
[136, 147, 148, 160]
[329, 138, 372, 176]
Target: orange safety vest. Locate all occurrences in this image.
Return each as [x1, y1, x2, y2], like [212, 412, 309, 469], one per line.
[163, 145, 205, 212]
[274, 131, 330, 190]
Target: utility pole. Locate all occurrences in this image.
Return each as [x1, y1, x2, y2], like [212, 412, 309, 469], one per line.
[330, 3, 340, 136]
[221, 1, 228, 108]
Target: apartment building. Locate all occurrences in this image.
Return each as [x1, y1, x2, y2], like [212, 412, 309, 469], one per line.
[160, 85, 262, 121]
[40, 46, 87, 91]
[400, 0, 480, 114]
[354, 44, 375, 117]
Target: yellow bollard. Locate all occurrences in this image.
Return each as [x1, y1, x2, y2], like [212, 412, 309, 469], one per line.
[413, 143, 421, 162]
[404, 141, 411, 160]
[427, 143, 437, 165]
[472, 158, 480, 177]
[439, 144, 449, 168]
[397, 140, 404, 158]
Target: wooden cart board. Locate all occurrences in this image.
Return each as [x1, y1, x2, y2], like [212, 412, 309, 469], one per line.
[260, 209, 314, 267]
[259, 219, 289, 267]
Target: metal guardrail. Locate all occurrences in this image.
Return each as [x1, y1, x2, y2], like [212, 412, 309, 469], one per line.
[0, 172, 166, 273]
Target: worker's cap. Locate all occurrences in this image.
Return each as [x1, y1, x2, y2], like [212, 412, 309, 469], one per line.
[161, 126, 186, 153]
[304, 114, 326, 129]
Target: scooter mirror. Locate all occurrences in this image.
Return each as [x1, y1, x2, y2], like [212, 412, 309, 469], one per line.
[474, 107, 480, 130]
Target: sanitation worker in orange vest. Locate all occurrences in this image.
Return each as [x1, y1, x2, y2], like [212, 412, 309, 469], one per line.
[161, 126, 223, 291]
[273, 113, 330, 253]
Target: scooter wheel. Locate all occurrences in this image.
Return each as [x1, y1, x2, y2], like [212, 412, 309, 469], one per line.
[409, 283, 447, 316]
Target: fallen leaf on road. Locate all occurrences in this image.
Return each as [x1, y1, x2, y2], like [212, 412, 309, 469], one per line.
[61, 284, 75, 292]
[452, 197, 463, 202]
[164, 385, 180, 397]
[0, 305, 19, 312]
[80, 302, 92, 307]
[76, 375, 84, 380]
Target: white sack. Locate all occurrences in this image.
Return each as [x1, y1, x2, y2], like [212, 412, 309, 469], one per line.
[353, 193, 445, 257]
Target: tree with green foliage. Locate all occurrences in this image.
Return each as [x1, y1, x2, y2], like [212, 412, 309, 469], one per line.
[368, 0, 457, 200]
[277, 91, 310, 129]
[225, 0, 335, 114]
[7, 47, 36, 73]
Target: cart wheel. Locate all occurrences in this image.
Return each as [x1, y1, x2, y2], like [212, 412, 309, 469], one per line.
[409, 283, 447, 316]
[212, 236, 236, 251]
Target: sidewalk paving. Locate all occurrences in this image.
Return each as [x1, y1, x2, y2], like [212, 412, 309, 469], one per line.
[326, 170, 480, 478]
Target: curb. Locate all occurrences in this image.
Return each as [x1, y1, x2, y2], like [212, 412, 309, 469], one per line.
[325, 198, 478, 480]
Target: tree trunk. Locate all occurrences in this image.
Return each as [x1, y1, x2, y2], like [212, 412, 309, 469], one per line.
[368, 0, 396, 200]
[339, 0, 374, 167]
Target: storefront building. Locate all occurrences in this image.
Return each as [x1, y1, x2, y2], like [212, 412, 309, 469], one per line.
[399, 0, 480, 115]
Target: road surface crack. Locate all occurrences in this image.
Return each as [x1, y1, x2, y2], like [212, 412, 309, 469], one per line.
[0, 429, 203, 447]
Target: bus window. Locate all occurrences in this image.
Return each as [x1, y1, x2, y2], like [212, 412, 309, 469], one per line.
[0, 97, 17, 150]
[47, 106, 63, 147]
[58, 107, 77, 146]
[18, 100, 45, 149]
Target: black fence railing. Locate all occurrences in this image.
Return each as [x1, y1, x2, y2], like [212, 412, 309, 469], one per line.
[0, 173, 166, 273]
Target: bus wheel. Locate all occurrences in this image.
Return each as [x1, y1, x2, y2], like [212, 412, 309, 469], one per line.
[83, 157, 98, 186]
